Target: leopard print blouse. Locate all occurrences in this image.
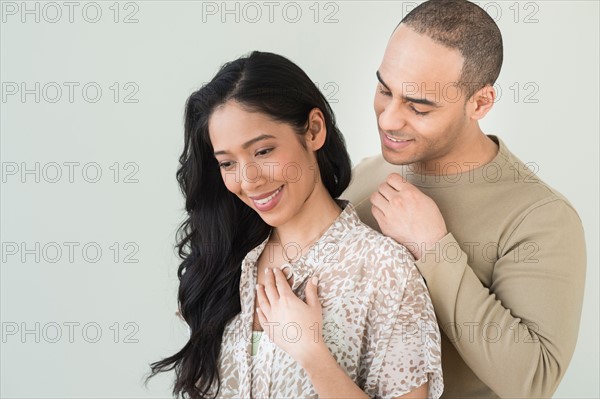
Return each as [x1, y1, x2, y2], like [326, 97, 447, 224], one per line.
[207, 200, 443, 398]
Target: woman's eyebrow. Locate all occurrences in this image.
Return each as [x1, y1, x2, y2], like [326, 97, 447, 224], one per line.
[214, 134, 276, 156]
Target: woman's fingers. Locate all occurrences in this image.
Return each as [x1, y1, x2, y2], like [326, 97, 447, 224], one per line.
[256, 283, 271, 318]
[304, 275, 321, 309]
[256, 306, 267, 328]
[272, 267, 293, 296]
[263, 268, 280, 301]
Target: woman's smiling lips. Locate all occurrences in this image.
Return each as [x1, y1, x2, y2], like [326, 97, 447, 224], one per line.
[248, 185, 284, 211]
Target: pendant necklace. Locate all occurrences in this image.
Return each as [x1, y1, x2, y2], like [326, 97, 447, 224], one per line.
[273, 227, 328, 281]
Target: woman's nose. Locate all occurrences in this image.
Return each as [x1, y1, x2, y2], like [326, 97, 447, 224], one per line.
[239, 161, 267, 193]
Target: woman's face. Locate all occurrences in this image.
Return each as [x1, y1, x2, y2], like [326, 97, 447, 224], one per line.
[208, 100, 325, 227]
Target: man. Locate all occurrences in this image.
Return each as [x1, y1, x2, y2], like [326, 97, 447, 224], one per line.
[342, 0, 586, 397]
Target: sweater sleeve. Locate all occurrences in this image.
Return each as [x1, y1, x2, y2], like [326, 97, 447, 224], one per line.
[415, 198, 586, 398]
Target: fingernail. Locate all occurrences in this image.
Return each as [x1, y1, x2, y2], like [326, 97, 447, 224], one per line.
[311, 276, 318, 285]
[264, 268, 270, 274]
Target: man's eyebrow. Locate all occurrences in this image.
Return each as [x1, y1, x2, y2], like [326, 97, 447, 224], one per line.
[376, 70, 389, 90]
[213, 134, 276, 156]
[376, 70, 440, 108]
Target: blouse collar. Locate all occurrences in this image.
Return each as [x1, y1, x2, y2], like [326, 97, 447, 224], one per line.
[241, 199, 360, 284]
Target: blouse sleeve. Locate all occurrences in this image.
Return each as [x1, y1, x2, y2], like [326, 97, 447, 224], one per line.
[369, 258, 444, 399]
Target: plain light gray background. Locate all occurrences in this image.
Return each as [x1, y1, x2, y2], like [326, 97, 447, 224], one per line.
[1, 1, 598, 397]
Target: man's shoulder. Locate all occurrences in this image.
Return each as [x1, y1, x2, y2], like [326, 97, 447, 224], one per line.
[353, 153, 398, 176]
[342, 154, 401, 206]
[494, 138, 579, 216]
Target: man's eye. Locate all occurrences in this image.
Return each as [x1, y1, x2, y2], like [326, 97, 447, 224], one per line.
[378, 88, 392, 97]
[409, 105, 429, 116]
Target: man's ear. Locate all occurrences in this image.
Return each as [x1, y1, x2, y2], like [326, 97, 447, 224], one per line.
[467, 85, 496, 121]
[305, 108, 327, 151]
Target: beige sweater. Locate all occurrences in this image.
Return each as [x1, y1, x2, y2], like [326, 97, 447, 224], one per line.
[341, 135, 586, 398]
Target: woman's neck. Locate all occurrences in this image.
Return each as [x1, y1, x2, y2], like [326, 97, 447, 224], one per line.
[272, 185, 342, 249]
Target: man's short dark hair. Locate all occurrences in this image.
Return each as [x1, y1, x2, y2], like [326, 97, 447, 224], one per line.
[400, 0, 503, 99]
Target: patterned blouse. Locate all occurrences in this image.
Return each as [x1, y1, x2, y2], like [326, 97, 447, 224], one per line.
[209, 200, 443, 398]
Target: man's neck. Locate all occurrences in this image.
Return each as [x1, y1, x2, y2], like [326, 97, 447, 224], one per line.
[412, 133, 499, 176]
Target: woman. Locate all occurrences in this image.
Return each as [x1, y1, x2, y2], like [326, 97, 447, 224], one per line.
[147, 51, 443, 399]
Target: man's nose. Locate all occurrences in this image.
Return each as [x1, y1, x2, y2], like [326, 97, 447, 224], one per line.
[378, 102, 407, 132]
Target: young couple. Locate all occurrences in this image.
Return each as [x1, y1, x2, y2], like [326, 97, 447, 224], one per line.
[147, 1, 586, 398]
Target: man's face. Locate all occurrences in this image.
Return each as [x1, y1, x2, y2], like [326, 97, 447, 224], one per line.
[374, 24, 472, 170]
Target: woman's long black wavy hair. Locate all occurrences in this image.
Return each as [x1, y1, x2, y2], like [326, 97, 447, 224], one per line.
[145, 51, 352, 398]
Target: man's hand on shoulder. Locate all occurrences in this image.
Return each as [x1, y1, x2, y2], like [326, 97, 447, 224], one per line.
[370, 173, 448, 261]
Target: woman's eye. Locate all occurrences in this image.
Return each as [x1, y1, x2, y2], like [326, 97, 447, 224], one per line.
[256, 148, 273, 157]
[219, 161, 235, 170]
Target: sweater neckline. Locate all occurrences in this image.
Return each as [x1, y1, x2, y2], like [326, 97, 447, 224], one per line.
[399, 135, 509, 188]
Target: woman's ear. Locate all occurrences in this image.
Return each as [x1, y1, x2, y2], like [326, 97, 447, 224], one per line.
[305, 108, 327, 151]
